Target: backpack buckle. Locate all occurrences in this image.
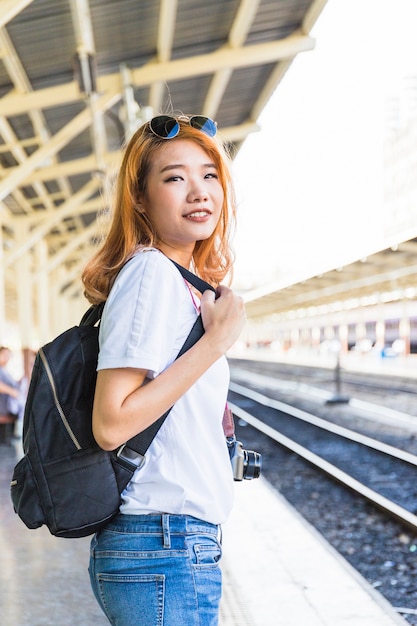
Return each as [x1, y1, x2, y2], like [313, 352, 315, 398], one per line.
[116, 444, 146, 470]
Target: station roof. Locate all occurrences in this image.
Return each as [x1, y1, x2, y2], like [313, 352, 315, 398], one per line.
[244, 238, 417, 318]
[1, 0, 327, 320]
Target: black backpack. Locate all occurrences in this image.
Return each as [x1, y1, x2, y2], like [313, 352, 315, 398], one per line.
[10, 263, 212, 538]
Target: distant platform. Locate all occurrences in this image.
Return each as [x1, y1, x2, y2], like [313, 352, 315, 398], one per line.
[230, 347, 417, 380]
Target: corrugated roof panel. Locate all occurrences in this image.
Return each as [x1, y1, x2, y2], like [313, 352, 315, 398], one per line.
[7, 0, 75, 89]
[43, 102, 85, 135]
[7, 113, 34, 142]
[173, 0, 239, 59]
[218, 64, 278, 127]
[248, 0, 312, 43]
[90, 0, 159, 73]
[149, 75, 213, 117]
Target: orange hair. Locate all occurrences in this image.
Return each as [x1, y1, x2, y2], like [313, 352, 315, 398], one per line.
[82, 119, 236, 304]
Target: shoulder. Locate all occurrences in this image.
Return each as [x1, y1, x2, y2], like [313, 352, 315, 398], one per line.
[106, 248, 188, 311]
[116, 248, 181, 287]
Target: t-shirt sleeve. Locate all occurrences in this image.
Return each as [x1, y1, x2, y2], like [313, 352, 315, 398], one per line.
[97, 250, 195, 375]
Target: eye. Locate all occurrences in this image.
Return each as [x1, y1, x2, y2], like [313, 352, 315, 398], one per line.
[165, 175, 183, 182]
[205, 172, 219, 179]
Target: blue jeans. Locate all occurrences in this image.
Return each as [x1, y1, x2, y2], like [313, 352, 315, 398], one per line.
[89, 514, 223, 626]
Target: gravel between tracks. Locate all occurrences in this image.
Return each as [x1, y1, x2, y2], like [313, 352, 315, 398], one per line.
[229, 358, 417, 624]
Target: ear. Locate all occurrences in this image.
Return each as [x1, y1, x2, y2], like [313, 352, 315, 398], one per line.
[135, 193, 145, 212]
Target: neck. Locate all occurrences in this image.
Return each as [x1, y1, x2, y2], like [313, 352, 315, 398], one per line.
[156, 244, 194, 269]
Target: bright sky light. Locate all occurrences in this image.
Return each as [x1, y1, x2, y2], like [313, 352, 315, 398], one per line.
[231, 0, 417, 291]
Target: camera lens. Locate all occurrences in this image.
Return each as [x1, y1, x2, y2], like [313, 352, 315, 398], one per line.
[243, 450, 262, 479]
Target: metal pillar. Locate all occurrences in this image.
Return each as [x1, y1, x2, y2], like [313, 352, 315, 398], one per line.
[0, 216, 5, 343]
[35, 239, 50, 345]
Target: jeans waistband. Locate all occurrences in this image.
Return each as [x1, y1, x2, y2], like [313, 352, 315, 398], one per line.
[104, 513, 219, 538]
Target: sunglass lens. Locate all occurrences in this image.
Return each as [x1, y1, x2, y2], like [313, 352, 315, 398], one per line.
[190, 116, 217, 137]
[150, 116, 179, 139]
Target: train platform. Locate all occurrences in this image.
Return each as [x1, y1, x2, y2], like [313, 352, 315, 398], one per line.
[231, 346, 417, 380]
[0, 441, 406, 626]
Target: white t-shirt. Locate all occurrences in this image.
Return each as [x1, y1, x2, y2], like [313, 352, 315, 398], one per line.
[97, 248, 234, 524]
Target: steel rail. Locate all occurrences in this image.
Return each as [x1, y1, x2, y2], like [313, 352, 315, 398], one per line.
[230, 381, 417, 466]
[228, 401, 417, 532]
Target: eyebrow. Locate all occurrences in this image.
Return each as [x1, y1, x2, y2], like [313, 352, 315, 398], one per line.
[160, 162, 217, 173]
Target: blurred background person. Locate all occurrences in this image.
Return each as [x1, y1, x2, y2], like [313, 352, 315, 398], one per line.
[0, 346, 21, 444]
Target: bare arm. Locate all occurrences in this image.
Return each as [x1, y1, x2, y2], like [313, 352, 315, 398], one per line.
[0, 381, 18, 397]
[92, 285, 246, 450]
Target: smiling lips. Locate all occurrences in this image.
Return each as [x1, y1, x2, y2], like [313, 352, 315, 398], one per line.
[184, 210, 212, 219]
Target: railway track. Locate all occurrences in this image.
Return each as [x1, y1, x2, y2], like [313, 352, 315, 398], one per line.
[229, 381, 417, 532]
[230, 357, 417, 407]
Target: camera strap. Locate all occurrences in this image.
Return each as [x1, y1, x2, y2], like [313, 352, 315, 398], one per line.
[223, 404, 235, 438]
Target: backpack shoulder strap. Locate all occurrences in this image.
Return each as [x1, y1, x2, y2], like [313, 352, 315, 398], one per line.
[109, 260, 214, 459]
[170, 261, 215, 295]
[79, 303, 104, 327]
[79, 260, 215, 329]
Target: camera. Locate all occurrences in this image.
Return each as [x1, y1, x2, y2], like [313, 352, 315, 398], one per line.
[227, 437, 262, 481]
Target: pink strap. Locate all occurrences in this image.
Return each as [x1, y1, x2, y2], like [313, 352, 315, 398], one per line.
[222, 404, 235, 438]
[183, 279, 200, 312]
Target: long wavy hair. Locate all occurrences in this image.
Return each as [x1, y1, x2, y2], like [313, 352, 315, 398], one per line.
[82, 118, 237, 304]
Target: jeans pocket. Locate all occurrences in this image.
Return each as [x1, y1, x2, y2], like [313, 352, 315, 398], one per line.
[96, 574, 165, 626]
[193, 539, 222, 567]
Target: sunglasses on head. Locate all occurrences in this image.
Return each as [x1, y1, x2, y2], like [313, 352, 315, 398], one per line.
[148, 115, 217, 139]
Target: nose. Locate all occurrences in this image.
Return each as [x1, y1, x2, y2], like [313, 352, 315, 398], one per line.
[187, 179, 209, 203]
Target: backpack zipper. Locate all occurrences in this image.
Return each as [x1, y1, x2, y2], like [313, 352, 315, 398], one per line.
[39, 348, 82, 450]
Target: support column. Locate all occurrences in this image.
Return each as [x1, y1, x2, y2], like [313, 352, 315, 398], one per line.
[15, 223, 34, 377]
[35, 239, 50, 345]
[375, 319, 385, 354]
[16, 252, 33, 348]
[0, 217, 5, 343]
[338, 324, 348, 353]
[399, 301, 410, 356]
[50, 266, 72, 336]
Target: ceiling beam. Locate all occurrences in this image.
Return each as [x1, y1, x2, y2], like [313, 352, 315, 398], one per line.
[0, 34, 315, 118]
[219, 121, 260, 143]
[149, 0, 178, 113]
[0, 90, 120, 201]
[0, 26, 73, 210]
[133, 34, 315, 84]
[157, 0, 177, 61]
[0, 0, 34, 29]
[229, 0, 261, 46]
[244, 259, 417, 317]
[250, 57, 293, 122]
[302, 0, 329, 34]
[15, 154, 119, 185]
[19, 197, 105, 226]
[204, 0, 261, 119]
[35, 220, 99, 275]
[2, 119, 258, 189]
[4, 178, 101, 266]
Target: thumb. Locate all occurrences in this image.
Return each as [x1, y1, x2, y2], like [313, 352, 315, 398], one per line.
[200, 289, 216, 306]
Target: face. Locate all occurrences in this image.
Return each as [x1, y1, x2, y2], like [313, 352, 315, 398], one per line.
[140, 139, 224, 263]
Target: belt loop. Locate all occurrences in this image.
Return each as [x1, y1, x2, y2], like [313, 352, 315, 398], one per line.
[217, 525, 223, 545]
[162, 514, 171, 548]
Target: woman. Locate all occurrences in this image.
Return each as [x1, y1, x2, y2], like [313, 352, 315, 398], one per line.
[0, 346, 21, 444]
[82, 114, 246, 626]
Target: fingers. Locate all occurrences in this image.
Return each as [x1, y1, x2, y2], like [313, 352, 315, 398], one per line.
[200, 288, 216, 305]
[200, 285, 246, 352]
